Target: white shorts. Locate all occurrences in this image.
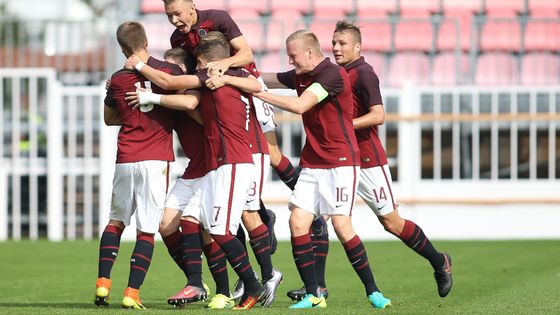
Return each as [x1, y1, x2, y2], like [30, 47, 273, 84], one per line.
[165, 176, 204, 221]
[200, 163, 254, 235]
[289, 166, 360, 217]
[357, 164, 397, 216]
[245, 153, 270, 210]
[109, 160, 169, 233]
[255, 77, 277, 133]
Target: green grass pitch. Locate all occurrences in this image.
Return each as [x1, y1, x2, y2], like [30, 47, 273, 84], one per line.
[0, 240, 559, 314]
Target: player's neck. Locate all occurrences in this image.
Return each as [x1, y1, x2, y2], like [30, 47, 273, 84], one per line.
[132, 50, 150, 63]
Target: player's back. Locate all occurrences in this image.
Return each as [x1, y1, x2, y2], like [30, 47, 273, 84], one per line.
[105, 57, 182, 163]
[174, 113, 208, 179]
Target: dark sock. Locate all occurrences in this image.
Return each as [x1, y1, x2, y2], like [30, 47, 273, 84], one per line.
[273, 156, 300, 190]
[181, 220, 203, 287]
[162, 230, 188, 278]
[311, 217, 329, 287]
[127, 233, 154, 289]
[399, 219, 445, 270]
[98, 224, 123, 279]
[235, 225, 248, 251]
[343, 235, 378, 296]
[248, 224, 273, 281]
[203, 241, 230, 296]
[291, 233, 319, 297]
[257, 200, 271, 225]
[212, 234, 261, 295]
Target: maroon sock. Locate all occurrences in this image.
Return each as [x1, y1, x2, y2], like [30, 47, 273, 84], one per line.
[248, 224, 273, 281]
[399, 219, 445, 270]
[127, 233, 154, 289]
[203, 241, 230, 296]
[310, 217, 329, 287]
[273, 156, 300, 190]
[162, 230, 188, 278]
[97, 224, 123, 279]
[343, 235, 379, 296]
[292, 233, 319, 296]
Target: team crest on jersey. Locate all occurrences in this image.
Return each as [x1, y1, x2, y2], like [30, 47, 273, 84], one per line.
[198, 28, 207, 37]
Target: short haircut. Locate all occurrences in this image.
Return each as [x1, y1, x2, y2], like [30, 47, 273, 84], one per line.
[334, 20, 362, 44]
[193, 38, 230, 62]
[116, 21, 147, 56]
[200, 31, 229, 46]
[286, 30, 322, 54]
[163, 47, 187, 64]
[162, 0, 192, 5]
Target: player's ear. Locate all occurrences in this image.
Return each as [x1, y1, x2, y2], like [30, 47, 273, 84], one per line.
[354, 42, 361, 55]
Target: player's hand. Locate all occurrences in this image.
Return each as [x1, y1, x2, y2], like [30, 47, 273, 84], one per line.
[125, 54, 142, 70]
[206, 59, 230, 77]
[205, 75, 228, 90]
[125, 91, 141, 109]
[105, 79, 111, 90]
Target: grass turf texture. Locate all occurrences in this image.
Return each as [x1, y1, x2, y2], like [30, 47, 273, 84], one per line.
[0, 240, 559, 314]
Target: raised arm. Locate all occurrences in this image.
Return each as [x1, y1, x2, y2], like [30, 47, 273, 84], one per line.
[207, 35, 254, 75]
[126, 90, 200, 111]
[205, 74, 262, 93]
[125, 55, 201, 90]
[253, 88, 319, 115]
[260, 73, 289, 89]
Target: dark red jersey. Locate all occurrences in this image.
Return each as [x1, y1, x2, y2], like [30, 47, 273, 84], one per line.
[104, 57, 182, 163]
[345, 57, 388, 168]
[194, 68, 253, 170]
[277, 58, 360, 168]
[170, 9, 260, 76]
[174, 113, 208, 179]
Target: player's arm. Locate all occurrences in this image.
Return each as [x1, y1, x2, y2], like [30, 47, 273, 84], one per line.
[125, 55, 201, 90]
[205, 74, 262, 93]
[260, 73, 289, 89]
[103, 105, 121, 126]
[207, 35, 253, 75]
[186, 109, 204, 125]
[253, 82, 327, 115]
[126, 90, 200, 111]
[353, 104, 385, 129]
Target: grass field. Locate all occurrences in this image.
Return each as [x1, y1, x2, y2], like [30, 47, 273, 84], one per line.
[0, 240, 559, 314]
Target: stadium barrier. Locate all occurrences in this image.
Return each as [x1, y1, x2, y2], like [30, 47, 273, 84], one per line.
[1, 70, 559, 241]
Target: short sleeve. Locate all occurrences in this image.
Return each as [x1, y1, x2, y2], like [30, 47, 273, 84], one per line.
[356, 67, 383, 106]
[314, 67, 344, 97]
[276, 70, 296, 89]
[194, 70, 209, 85]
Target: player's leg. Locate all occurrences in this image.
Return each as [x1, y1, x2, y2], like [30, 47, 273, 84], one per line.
[159, 206, 184, 275]
[95, 163, 133, 307]
[122, 160, 168, 309]
[327, 166, 390, 309]
[203, 164, 264, 310]
[202, 231, 235, 309]
[359, 165, 452, 297]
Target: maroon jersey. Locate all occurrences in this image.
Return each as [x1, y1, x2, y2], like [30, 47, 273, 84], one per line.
[277, 58, 360, 168]
[104, 57, 182, 163]
[174, 113, 208, 179]
[194, 68, 253, 170]
[345, 57, 388, 168]
[170, 9, 260, 76]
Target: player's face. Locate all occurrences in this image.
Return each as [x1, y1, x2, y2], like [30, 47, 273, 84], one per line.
[196, 55, 208, 70]
[332, 31, 360, 66]
[287, 40, 313, 75]
[165, 0, 197, 33]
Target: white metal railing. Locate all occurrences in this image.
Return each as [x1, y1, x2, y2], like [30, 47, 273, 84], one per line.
[1, 69, 559, 241]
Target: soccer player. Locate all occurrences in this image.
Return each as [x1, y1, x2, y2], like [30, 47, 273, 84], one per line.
[254, 30, 392, 309]
[94, 21, 182, 310]
[126, 38, 274, 310]
[293, 21, 454, 299]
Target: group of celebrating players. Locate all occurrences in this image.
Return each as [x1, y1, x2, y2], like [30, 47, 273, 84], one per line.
[93, 0, 454, 310]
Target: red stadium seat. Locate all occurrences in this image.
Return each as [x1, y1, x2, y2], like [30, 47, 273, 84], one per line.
[141, 0, 229, 13]
[194, 0, 228, 10]
[229, 10, 265, 52]
[528, 0, 560, 17]
[524, 21, 560, 52]
[394, 20, 434, 52]
[521, 53, 560, 85]
[479, 19, 521, 52]
[484, 0, 525, 16]
[475, 53, 519, 85]
[266, 10, 303, 51]
[141, 0, 163, 13]
[399, 0, 441, 16]
[437, 11, 474, 51]
[308, 21, 337, 52]
[312, 0, 354, 18]
[359, 21, 392, 52]
[228, 0, 269, 14]
[270, 0, 312, 15]
[442, 0, 483, 13]
[142, 19, 177, 53]
[361, 52, 387, 82]
[387, 52, 430, 87]
[356, 0, 397, 17]
[431, 52, 470, 85]
[258, 52, 289, 73]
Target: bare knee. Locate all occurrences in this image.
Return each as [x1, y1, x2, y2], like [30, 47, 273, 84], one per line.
[242, 210, 263, 231]
[379, 212, 405, 236]
[331, 216, 355, 243]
